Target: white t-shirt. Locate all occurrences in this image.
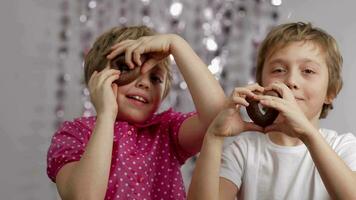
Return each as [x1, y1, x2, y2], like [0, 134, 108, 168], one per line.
[220, 128, 356, 200]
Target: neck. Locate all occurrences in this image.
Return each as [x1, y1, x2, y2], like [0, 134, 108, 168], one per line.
[267, 132, 303, 146]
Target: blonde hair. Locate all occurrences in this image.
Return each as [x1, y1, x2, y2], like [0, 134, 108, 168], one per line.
[84, 26, 172, 98]
[255, 22, 343, 118]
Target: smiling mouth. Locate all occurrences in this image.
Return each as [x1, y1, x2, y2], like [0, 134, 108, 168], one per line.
[126, 95, 148, 104]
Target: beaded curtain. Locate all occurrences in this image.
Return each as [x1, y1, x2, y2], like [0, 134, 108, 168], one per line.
[54, 0, 280, 127]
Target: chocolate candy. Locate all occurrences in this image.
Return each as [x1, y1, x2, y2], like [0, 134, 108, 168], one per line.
[110, 55, 141, 86]
[246, 90, 280, 127]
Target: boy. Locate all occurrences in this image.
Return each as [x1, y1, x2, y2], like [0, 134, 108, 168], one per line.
[188, 22, 356, 200]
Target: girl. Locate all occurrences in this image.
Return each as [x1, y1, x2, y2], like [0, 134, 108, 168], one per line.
[47, 26, 225, 200]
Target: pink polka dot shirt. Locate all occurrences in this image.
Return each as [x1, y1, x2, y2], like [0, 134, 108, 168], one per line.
[47, 108, 196, 200]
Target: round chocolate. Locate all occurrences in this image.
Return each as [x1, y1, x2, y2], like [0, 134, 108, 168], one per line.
[110, 55, 141, 86]
[246, 90, 280, 127]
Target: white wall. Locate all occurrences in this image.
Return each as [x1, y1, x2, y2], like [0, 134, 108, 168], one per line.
[0, 0, 355, 199]
[0, 0, 61, 199]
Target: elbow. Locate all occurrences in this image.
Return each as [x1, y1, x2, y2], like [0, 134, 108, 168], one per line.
[64, 193, 103, 200]
[347, 194, 356, 200]
[60, 187, 105, 200]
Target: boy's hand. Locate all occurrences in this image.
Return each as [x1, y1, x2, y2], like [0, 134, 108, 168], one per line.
[258, 82, 316, 138]
[106, 34, 176, 74]
[208, 84, 264, 137]
[88, 66, 120, 121]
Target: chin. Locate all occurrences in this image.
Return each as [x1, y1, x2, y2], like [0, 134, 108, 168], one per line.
[117, 113, 150, 124]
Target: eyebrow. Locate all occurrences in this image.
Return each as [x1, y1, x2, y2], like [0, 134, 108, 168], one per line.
[151, 68, 166, 77]
[267, 58, 322, 67]
[267, 58, 287, 66]
[298, 58, 322, 67]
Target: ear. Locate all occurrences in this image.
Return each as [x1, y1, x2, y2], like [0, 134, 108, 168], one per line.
[324, 93, 335, 105]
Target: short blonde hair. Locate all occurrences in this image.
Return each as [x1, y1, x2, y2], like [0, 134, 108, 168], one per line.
[255, 22, 343, 118]
[84, 26, 172, 98]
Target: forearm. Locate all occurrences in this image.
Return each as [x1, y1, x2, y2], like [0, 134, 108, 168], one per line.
[67, 115, 115, 199]
[302, 130, 356, 200]
[188, 132, 225, 200]
[170, 35, 226, 123]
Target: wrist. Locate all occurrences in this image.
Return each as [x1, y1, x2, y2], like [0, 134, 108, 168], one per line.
[204, 131, 225, 148]
[299, 127, 320, 146]
[206, 126, 226, 141]
[96, 112, 116, 124]
[168, 34, 186, 54]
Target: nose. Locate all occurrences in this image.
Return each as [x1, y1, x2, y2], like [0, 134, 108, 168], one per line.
[285, 71, 299, 90]
[135, 74, 150, 90]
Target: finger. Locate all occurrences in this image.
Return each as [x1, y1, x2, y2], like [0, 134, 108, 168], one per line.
[264, 83, 283, 96]
[259, 96, 287, 112]
[133, 47, 146, 66]
[88, 71, 99, 89]
[243, 121, 264, 133]
[108, 40, 133, 56]
[110, 42, 122, 51]
[107, 41, 133, 59]
[231, 96, 249, 107]
[125, 42, 144, 69]
[265, 82, 294, 100]
[97, 69, 120, 86]
[245, 83, 264, 93]
[264, 123, 281, 133]
[141, 58, 160, 74]
[103, 72, 121, 87]
[111, 83, 118, 98]
[231, 87, 257, 99]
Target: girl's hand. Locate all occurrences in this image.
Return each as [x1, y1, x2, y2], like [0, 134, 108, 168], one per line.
[88, 66, 120, 121]
[106, 34, 176, 74]
[258, 82, 316, 138]
[208, 84, 264, 137]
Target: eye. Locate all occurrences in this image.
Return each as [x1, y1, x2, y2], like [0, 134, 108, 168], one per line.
[271, 66, 286, 73]
[303, 68, 315, 74]
[110, 56, 130, 71]
[150, 74, 163, 84]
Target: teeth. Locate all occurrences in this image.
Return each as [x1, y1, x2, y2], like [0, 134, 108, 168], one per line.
[131, 95, 146, 103]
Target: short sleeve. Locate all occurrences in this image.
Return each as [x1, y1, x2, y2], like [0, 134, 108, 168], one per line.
[219, 138, 246, 188]
[165, 109, 196, 164]
[46, 119, 91, 182]
[333, 133, 356, 171]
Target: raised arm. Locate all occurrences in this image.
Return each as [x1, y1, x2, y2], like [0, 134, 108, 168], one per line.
[188, 85, 264, 200]
[107, 34, 226, 154]
[56, 67, 120, 200]
[169, 35, 226, 154]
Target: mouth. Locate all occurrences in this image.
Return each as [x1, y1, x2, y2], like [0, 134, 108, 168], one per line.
[126, 95, 149, 104]
[295, 97, 304, 101]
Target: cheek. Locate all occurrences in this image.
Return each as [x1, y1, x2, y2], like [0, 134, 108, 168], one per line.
[260, 68, 277, 87]
[305, 82, 328, 105]
[261, 76, 280, 87]
[156, 84, 166, 98]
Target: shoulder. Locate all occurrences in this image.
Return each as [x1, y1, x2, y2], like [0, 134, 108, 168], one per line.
[159, 108, 195, 119]
[55, 116, 96, 137]
[320, 128, 356, 145]
[145, 108, 196, 125]
[224, 132, 266, 154]
[320, 128, 356, 151]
